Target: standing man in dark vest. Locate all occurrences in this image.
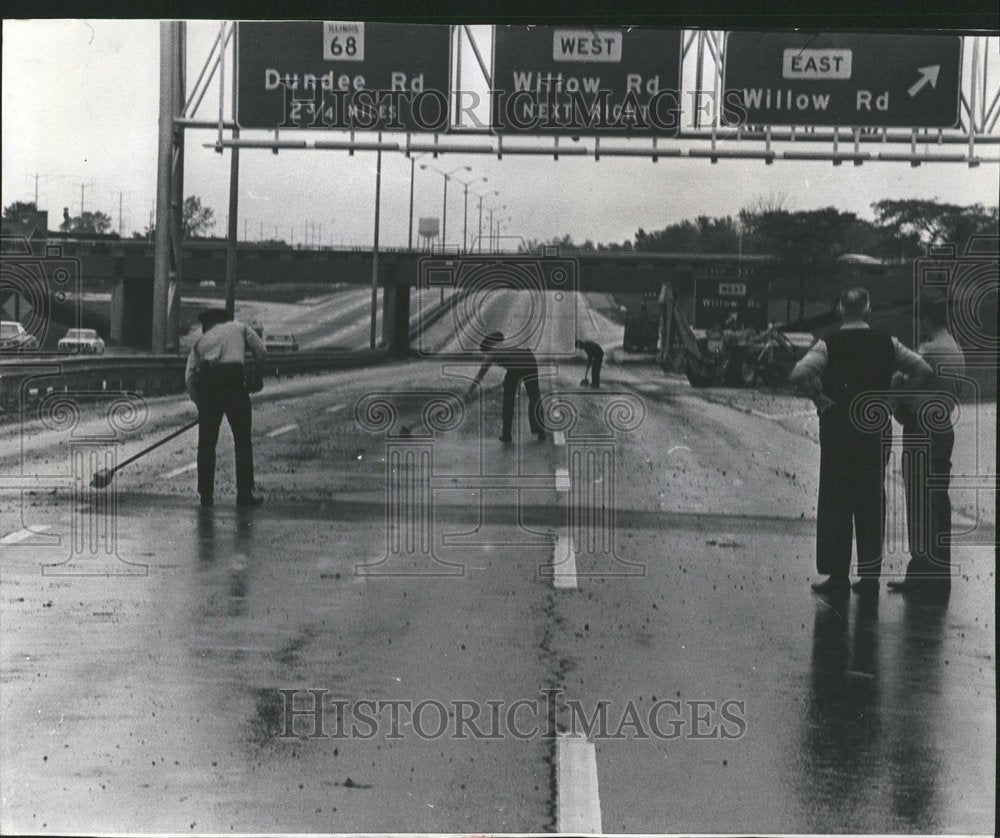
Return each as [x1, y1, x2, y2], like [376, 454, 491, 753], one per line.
[185, 309, 268, 507]
[791, 288, 931, 595]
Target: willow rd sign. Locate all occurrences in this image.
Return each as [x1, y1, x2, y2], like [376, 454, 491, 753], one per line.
[236, 21, 452, 131]
[491, 26, 683, 136]
[722, 31, 962, 128]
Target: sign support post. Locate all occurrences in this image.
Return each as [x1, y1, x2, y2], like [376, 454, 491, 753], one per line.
[370, 141, 382, 350]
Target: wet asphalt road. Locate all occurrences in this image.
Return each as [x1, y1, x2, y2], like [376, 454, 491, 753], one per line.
[1, 290, 995, 833]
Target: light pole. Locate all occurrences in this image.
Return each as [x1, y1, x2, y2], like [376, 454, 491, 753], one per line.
[407, 152, 428, 250]
[454, 175, 487, 252]
[473, 189, 498, 253]
[420, 163, 471, 250]
[488, 203, 506, 251]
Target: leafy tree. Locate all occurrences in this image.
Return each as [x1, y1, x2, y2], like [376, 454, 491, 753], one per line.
[634, 216, 739, 254]
[182, 195, 216, 238]
[2, 200, 37, 220]
[871, 199, 998, 253]
[66, 211, 113, 234]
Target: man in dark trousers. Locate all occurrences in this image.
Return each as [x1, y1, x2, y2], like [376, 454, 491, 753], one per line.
[466, 331, 546, 443]
[888, 295, 965, 595]
[576, 338, 604, 388]
[185, 309, 268, 507]
[791, 287, 931, 596]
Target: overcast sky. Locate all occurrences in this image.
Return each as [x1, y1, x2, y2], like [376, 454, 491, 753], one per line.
[3, 19, 998, 249]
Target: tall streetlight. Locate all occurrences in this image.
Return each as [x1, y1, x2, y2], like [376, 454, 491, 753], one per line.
[407, 152, 428, 250]
[488, 203, 507, 251]
[473, 189, 499, 252]
[454, 175, 488, 252]
[420, 163, 471, 250]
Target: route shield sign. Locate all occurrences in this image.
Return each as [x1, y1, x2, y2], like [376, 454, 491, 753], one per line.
[491, 26, 683, 136]
[236, 21, 451, 131]
[722, 32, 962, 128]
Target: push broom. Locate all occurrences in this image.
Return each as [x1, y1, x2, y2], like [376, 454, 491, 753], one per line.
[90, 419, 199, 488]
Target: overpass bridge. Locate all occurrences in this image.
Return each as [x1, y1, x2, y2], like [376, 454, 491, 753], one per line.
[5, 235, 783, 350]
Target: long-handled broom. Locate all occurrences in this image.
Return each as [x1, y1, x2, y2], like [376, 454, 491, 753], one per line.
[90, 419, 199, 488]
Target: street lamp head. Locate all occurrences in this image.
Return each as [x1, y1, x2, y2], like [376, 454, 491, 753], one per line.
[463, 166, 472, 172]
[419, 164, 428, 170]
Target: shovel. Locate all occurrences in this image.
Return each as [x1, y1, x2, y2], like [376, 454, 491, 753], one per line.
[91, 419, 199, 489]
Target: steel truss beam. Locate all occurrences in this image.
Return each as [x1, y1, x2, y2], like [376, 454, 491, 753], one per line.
[181, 26, 998, 166]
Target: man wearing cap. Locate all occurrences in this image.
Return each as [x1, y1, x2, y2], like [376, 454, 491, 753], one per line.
[790, 287, 932, 596]
[185, 309, 267, 507]
[466, 331, 546, 443]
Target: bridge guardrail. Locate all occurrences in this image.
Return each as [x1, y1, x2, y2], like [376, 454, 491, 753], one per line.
[0, 349, 388, 417]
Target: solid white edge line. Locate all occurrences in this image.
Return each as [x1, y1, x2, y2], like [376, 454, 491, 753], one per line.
[267, 423, 300, 438]
[552, 533, 578, 589]
[161, 461, 198, 479]
[1, 524, 53, 545]
[555, 467, 571, 493]
[324, 404, 346, 414]
[557, 731, 603, 834]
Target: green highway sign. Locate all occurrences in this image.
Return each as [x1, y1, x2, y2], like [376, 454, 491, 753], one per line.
[723, 32, 962, 128]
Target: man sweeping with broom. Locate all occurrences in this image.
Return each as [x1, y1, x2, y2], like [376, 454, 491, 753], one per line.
[186, 309, 267, 507]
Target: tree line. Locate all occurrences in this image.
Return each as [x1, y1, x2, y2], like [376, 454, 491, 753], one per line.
[520, 197, 998, 263]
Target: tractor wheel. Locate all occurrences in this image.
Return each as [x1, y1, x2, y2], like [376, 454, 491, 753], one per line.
[685, 357, 716, 388]
[736, 356, 758, 387]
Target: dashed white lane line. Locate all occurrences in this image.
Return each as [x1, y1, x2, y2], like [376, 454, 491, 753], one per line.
[555, 467, 571, 493]
[554, 430, 566, 446]
[267, 423, 299, 438]
[324, 404, 346, 414]
[556, 732, 603, 834]
[552, 533, 578, 590]
[162, 461, 197, 479]
[1, 524, 53, 545]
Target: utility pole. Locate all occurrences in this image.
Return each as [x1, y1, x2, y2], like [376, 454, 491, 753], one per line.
[118, 191, 124, 236]
[244, 218, 249, 241]
[73, 181, 86, 216]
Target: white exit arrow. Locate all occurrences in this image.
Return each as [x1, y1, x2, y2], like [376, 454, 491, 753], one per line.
[908, 64, 940, 97]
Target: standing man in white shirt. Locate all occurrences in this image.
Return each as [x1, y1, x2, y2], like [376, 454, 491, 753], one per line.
[888, 295, 966, 595]
[185, 309, 268, 507]
[790, 287, 932, 596]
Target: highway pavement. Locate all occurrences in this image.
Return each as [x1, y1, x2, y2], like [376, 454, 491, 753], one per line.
[0, 289, 995, 834]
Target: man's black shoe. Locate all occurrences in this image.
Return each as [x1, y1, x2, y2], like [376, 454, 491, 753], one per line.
[811, 576, 849, 594]
[236, 495, 264, 507]
[200, 496, 214, 508]
[498, 435, 513, 443]
[887, 577, 951, 595]
[851, 577, 880, 595]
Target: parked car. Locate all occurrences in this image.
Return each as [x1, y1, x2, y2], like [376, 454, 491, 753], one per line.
[58, 328, 106, 354]
[0, 320, 40, 352]
[264, 333, 299, 352]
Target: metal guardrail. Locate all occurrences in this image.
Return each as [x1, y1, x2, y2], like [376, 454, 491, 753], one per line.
[0, 349, 388, 416]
